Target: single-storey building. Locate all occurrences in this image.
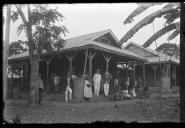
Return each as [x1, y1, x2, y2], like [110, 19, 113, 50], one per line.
[8, 29, 147, 99]
[123, 41, 179, 93]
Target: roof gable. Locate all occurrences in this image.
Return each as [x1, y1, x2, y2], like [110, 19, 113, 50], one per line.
[124, 42, 158, 57]
[66, 29, 120, 48]
[124, 41, 179, 64]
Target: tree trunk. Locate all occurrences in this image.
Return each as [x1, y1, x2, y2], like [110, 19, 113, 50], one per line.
[3, 5, 11, 100]
[27, 5, 40, 105]
[29, 57, 40, 105]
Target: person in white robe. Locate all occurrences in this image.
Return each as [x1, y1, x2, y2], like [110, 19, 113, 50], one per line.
[93, 69, 101, 96]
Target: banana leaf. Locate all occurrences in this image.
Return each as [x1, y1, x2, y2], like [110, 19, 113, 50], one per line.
[167, 29, 179, 40]
[162, 3, 180, 9]
[119, 6, 180, 45]
[124, 3, 164, 24]
[143, 22, 179, 48]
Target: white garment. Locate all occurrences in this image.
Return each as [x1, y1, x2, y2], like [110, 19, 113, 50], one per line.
[93, 73, 101, 96]
[65, 86, 72, 102]
[104, 83, 109, 96]
[129, 89, 136, 98]
[54, 76, 60, 85]
[123, 90, 131, 98]
[84, 80, 93, 98]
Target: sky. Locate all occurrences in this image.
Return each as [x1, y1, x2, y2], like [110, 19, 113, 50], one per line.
[3, 3, 180, 50]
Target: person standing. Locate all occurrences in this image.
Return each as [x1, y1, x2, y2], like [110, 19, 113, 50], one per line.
[38, 75, 44, 105]
[113, 70, 120, 94]
[65, 73, 73, 103]
[93, 69, 101, 96]
[123, 76, 131, 98]
[53, 74, 60, 94]
[103, 70, 112, 96]
[84, 75, 93, 101]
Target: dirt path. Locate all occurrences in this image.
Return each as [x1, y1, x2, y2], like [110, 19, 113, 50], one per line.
[4, 96, 180, 123]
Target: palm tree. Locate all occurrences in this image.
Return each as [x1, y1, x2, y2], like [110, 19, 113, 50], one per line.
[119, 3, 180, 48]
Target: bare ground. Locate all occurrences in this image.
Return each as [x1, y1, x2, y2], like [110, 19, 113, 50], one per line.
[3, 94, 180, 123]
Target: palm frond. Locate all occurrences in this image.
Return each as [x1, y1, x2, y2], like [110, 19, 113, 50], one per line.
[167, 29, 179, 40]
[143, 22, 179, 48]
[119, 7, 180, 45]
[123, 4, 153, 24]
[124, 3, 164, 24]
[162, 3, 180, 9]
[163, 8, 180, 25]
[16, 23, 26, 36]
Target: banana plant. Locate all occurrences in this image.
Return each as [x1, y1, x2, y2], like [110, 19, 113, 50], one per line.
[119, 3, 180, 48]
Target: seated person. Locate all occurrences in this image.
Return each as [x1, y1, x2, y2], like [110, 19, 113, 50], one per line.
[84, 75, 93, 101]
[129, 79, 137, 98]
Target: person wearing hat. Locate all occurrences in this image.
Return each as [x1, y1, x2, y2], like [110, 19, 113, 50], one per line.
[65, 73, 73, 103]
[84, 75, 93, 101]
[93, 69, 101, 96]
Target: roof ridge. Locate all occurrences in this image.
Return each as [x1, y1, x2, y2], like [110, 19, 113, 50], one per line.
[66, 29, 110, 41]
[126, 41, 159, 56]
[125, 41, 179, 61]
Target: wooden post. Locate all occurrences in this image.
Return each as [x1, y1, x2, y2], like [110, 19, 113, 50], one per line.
[88, 51, 96, 78]
[152, 65, 157, 87]
[132, 63, 137, 81]
[66, 53, 76, 74]
[83, 49, 88, 76]
[45, 55, 55, 93]
[143, 63, 145, 88]
[174, 65, 176, 87]
[103, 54, 112, 71]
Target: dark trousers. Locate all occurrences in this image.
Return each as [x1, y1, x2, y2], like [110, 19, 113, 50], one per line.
[39, 88, 43, 104]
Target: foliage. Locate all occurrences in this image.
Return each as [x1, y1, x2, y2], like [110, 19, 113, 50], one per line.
[9, 40, 27, 57]
[14, 4, 68, 56]
[120, 3, 180, 47]
[143, 22, 179, 48]
[124, 3, 163, 24]
[155, 43, 179, 57]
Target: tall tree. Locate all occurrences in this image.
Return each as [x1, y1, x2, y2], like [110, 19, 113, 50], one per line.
[12, 4, 67, 105]
[3, 5, 11, 100]
[119, 3, 180, 48]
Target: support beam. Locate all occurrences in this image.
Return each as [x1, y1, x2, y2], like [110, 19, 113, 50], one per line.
[152, 65, 158, 88]
[44, 55, 56, 93]
[103, 53, 112, 71]
[174, 65, 176, 87]
[66, 53, 76, 74]
[143, 63, 145, 88]
[83, 49, 88, 76]
[132, 63, 137, 81]
[88, 51, 96, 78]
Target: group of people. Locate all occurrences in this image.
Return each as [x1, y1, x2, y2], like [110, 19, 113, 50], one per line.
[64, 68, 137, 103]
[64, 69, 113, 103]
[40, 68, 138, 104]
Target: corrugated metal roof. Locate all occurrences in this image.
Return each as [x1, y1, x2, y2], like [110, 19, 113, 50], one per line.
[8, 29, 146, 61]
[124, 41, 179, 64]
